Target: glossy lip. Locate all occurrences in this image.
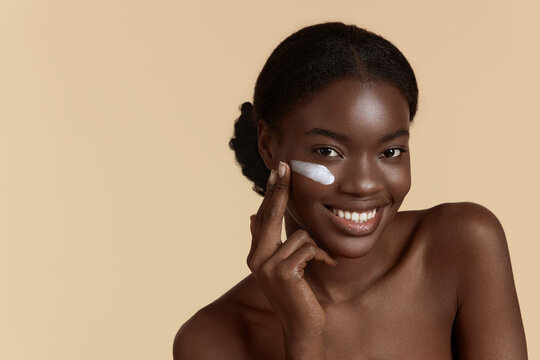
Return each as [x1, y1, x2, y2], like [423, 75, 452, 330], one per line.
[324, 205, 385, 237]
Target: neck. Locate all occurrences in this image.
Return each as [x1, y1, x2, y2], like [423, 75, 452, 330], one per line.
[284, 213, 410, 305]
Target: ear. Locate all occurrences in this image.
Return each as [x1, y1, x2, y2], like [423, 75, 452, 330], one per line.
[257, 119, 279, 171]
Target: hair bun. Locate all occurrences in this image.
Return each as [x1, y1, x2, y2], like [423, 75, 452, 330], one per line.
[229, 102, 270, 196]
[240, 102, 254, 119]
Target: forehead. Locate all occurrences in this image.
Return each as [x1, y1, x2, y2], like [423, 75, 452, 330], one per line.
[280, 80, 410, 140]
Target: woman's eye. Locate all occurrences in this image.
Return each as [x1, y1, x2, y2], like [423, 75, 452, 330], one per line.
[382, 148, 403, 158]
[316, 147, 340, 157]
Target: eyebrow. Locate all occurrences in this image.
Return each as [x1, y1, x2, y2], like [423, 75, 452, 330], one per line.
[304, 128, 349, 141]
[379, 129, 409, 143]
[305, 127, 409, 143]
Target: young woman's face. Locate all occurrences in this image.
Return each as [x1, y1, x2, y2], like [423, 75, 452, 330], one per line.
[276, 79, 411, 258]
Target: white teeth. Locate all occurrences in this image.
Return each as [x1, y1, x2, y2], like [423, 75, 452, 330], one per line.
[359, 212, 367, 222]
[331, 207, 378, 223]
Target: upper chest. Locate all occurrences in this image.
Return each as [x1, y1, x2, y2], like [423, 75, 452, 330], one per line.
[241, 230, 459, 359]
[321, 264, 457, 359]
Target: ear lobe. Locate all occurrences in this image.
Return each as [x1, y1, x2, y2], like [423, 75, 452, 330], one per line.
[257, 119, 277, 170]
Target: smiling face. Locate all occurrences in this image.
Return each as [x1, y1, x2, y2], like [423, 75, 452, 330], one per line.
[259, 79, 411, 259]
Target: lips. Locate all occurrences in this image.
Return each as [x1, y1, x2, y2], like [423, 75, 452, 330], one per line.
[324, 205, 384, 236]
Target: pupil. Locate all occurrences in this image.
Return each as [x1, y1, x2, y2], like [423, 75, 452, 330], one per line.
[321, 148, 331, 156]
[385, 149, 395, 157]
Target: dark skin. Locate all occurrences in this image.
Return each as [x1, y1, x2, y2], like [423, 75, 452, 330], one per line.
[174, 80, 528, 359]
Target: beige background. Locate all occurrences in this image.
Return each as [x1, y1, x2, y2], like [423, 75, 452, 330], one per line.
[1, 0, 539, 359]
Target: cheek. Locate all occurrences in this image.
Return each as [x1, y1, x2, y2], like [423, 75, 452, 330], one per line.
[288, 173, 331, 221]
[387, 161, 411, 198]
[290, 173, 328, 203]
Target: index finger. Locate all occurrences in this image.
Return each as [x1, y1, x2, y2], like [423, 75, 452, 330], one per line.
[252, 161, 291, 262]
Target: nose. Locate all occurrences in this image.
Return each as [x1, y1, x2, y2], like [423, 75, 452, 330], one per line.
[338, 156, 385, 197]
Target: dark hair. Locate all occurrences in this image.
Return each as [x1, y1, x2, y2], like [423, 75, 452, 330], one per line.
[229, 22, 418, 196]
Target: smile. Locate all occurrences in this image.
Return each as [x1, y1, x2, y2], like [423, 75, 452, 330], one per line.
[323, 204, 385, 237]
[331, 208, 377, 223]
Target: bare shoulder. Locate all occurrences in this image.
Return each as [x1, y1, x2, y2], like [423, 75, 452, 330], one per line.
[417, 201, 507, 253]
[173, 275, 272, 360]
[401, 202, 506, 264]
[416, 202, 511, 285]
[173, 297, 248, 360]
[421, 201, 503, 232]
[417, 202, 528, 358]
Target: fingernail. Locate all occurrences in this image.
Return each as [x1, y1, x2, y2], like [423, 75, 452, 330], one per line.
[268, 170, 276, 185]
[278, 161, 286, 178]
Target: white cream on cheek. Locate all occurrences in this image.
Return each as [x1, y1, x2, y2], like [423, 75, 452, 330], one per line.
[290, 160, 335, 185]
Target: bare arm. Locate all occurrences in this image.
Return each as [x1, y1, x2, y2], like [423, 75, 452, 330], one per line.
[452, 203, 527, 359]
[173, 309, 225, 360]
[173, 304, 250, 360]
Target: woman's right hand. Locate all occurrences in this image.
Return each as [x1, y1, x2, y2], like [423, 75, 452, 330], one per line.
[247, 161, 338, 338]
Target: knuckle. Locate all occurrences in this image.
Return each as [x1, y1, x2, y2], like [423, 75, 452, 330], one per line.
[274, 182, 288, 192]
[258, 260, 274, 278]
[302, 243, 317, 254]
[264, 184, 275, 197]
[275, 264, 292, 281]
[262, 207, 279, 221]
[248, 254, 263, 273]
[289, 229, 309, 243]
[295, 230, 314, 242]
[247, 258, 256, 272]
[294, 229, 308, 238]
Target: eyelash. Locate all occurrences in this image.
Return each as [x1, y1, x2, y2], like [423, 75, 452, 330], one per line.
[312, 146, 407, 159]
[313, 146, 341, 158]
[381, 147, 408, 159]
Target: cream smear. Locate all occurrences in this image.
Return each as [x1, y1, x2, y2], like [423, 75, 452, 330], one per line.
[290, 160, 335, 185]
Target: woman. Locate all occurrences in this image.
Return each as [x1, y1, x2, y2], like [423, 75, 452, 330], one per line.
[173, 22, 527, 359]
